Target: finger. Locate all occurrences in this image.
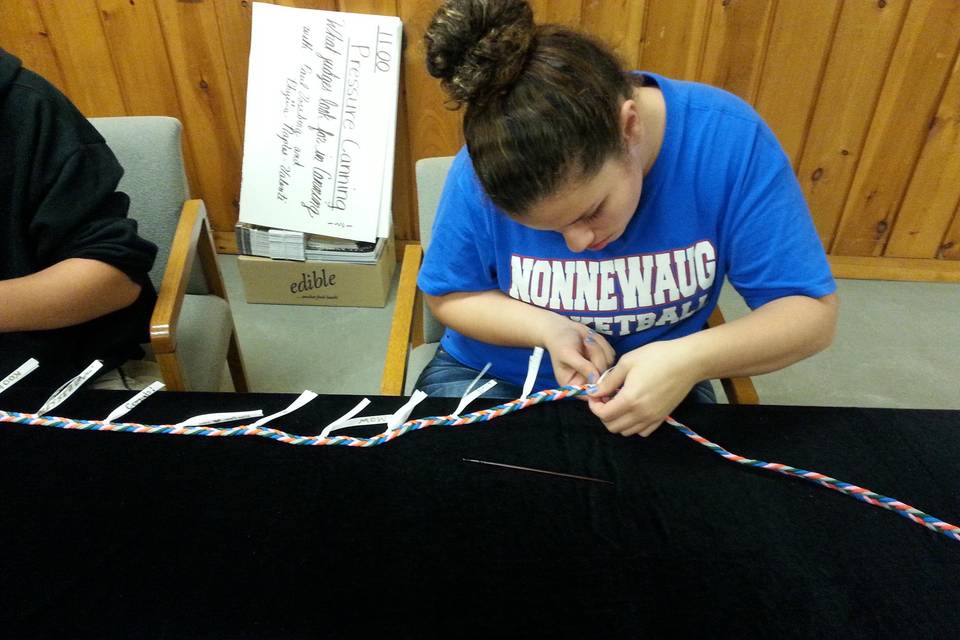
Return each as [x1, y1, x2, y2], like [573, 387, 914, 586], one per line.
[564, 371, 592, 400]
[582, 334, 614, 376]
[591, 331, 617, 368]
[568, 353, 600, 386]
[621, 423, 649, 437]
[606, 411, 650, 435]
[588, 362, 627, 400]
[588, 385, 638, 423]
[639, 420, 664, 438]
[582, 329, 616, 367]
[552, 348, 596, 387]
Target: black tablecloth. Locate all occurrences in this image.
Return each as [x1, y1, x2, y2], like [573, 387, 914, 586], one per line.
[1, 387, 958, 639]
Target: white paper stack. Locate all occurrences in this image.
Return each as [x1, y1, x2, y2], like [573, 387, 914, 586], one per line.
[238, 2, 402, 256]
[235, 223, 387, 264]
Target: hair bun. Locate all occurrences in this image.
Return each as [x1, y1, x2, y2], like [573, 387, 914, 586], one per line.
[425, 0, 535, 107]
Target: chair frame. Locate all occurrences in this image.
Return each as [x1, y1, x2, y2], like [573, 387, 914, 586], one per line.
[381, 242, 758, 404]
[150, 199, 249, 392]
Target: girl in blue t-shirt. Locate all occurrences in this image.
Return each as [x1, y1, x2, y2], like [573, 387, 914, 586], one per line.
[415, 0, 838, 437]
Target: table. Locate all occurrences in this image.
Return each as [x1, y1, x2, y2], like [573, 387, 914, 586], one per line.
[1, 387, 958, 638]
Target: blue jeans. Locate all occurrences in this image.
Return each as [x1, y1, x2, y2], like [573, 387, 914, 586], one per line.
[415, 347, 718, 404]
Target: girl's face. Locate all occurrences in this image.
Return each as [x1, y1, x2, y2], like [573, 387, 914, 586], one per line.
[512, 87, 657, 253]
[515, 147, 645, 253]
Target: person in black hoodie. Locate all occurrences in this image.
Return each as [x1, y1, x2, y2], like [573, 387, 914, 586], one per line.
[0, 48, 158, 388]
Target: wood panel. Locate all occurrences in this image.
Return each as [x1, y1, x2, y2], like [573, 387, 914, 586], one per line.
[35, 1, 127, 116]
[154, 0, 245, 234]
[885, 49, 960, 258]
[941, 206, 960, 261]
[753, 0, 840, 166]
[96, 0, 202, 194]
[579, 0, 646, 68]
[4, 0, 960, 280]
[214, 0, 255, 135]
[699, 0, 776, 103]
[795, 0, 908, 250]
[0, 0, 65, 89]
[639, 0, 712, 81]
[831, 0, 960, 256]
[529, 0, 582, 28]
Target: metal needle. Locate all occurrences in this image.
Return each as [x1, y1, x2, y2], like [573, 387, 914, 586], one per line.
[462, 458, 614, 485]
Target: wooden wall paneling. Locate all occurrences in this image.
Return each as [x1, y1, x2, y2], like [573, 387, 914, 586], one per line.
[213, 0, 254, 137]
[397, 0, 463, 160]
[579, 0, 647, 69]
[698, 0, 776, 104]
[795, 0, 907, 250]
[96, 0, 202, 198]
[155, 0, 245, 235]
[829, 255, 960, 282]
[528, 0, 583, 28]
[338, 0, 397, 14]
[0, 0, 66, 90]
[396, 0, 464, 239]
[831, 1, 960, 257]
[35, 1, 127, 116]
[752, 0, 840, 166]
[639, 0, 712, 81]
[940, 205, 960, 260]
[885, 50, 960, 258]
[391, 66, 416, 241]
[272, 1, 338, 9]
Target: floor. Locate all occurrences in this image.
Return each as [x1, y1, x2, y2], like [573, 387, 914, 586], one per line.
[219, 255, 960, 409]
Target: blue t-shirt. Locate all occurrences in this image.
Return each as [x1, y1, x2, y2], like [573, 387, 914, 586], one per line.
[418, 72, 836, 390]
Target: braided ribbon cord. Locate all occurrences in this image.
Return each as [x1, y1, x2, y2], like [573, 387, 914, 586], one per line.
[1, 384, 957, 543]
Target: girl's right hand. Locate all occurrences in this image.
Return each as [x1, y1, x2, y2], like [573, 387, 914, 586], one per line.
[541, 318, 616, 388]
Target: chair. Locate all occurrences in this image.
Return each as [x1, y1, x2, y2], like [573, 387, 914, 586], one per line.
[89, 116, 249, 392]
[381, 156, 759, 404]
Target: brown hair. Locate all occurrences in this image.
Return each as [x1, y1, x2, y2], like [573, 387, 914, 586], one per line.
[424, 0, 634, 215]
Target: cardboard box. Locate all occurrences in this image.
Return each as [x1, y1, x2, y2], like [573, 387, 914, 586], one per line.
[237, 236, 395, 307]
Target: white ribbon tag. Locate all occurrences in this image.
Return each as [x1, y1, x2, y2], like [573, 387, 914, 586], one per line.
[453, 379, 497, 417]
[332, 414, 394, 430]
[248, 390, 317, 428]
[520, 347, 544, 400]
[0, 358, 40, 396]
[37, 360, 104, 416]
[174, 410, 264, 428]
[322, 390, 429, 434]
[320, 399, 372, 437]
[104, 381, 166, 423]
[387, 390, 428, 429]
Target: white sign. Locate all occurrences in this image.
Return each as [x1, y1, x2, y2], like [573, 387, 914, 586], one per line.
[240, 3, 402, 243]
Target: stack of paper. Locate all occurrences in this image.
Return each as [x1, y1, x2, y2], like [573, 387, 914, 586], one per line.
[237, 2, 402, 261]
[235, 223, 386, 264]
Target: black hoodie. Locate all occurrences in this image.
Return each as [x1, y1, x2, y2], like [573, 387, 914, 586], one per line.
[0, 49, 158, 386]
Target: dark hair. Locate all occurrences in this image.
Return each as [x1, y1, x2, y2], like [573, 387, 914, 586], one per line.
[424, 0, 634, 215]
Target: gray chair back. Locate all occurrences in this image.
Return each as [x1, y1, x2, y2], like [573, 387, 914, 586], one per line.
[415, 156, 455, 343]
[88, 116, 207, 294]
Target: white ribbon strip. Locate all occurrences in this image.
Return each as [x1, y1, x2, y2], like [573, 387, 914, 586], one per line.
[319, 398, 372, 437]
[0, 358, 40, 396]
[332, 413, 394, 429]
[174, 410, 264, 428]
[37, 360, 104, 416]
[104, 381, 166, 423]
[248, 390, 318, 428]
[453, 379, 497, 417]
[520, 347, 544, 400]
[387, 389, 428, 429]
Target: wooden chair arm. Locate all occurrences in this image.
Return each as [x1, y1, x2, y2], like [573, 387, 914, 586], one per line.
[380, 243, 424, 396]
[150, 199, 206, 355]
[707, 306, 760, 405]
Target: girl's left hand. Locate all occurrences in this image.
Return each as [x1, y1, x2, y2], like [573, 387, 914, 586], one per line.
[586, 340, 701, 437]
